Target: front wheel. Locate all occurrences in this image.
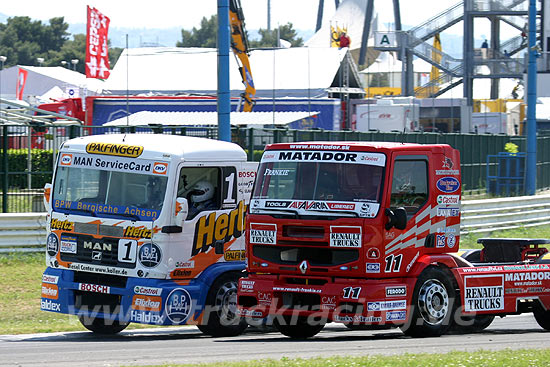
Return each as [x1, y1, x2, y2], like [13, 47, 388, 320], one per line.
[79, 316, 129, 335]
[197, 273, 248, 337]
[533, 304, 550, 331]
[275, 316, 325, 339]
[402, 267, 456, 337]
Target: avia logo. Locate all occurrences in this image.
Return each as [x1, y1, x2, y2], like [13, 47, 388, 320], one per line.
[153, 162, 168, 175]
[299, 260, 309, 274]
[288, 201, 329, 210]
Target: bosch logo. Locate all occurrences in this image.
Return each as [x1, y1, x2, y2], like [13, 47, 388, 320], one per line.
[153, 162, 168, 175]
[60, 154, 72, 166]
[238, 171, 256, 178]
[78, 283, 111, 294]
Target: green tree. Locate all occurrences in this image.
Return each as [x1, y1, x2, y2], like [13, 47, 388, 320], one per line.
[177, 15, 218, 48]
[249, 23, 303, 48]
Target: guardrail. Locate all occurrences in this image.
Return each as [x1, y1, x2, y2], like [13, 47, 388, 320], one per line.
[2, 194, 550, 252]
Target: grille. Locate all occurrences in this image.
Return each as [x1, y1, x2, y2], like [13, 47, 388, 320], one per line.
[74, 291, 122, 313]
[253, 245, 358, 266]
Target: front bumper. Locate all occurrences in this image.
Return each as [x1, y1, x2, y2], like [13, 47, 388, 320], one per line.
[237, 274, 414, 325]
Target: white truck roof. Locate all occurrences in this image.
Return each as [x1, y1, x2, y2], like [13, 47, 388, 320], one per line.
[60, 134, 247, 162]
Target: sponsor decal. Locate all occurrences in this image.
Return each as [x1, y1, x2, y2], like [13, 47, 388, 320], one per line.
[321, 296, 337, 310]
[447, 234, 457, 248]
[60, 153, 72, 166]
[505, 288, 527, 294]
[132, 295, 162, 312]
[258, 292, 273, 306]
[42, 274, 59, 284]
[85, 142, 144, 158]
[265, 201, 291, 208]
[437, 207, 460, 217]
[84, 241, 112, 252]
[41, 284, 59, 299]
[543, 253, 550, 260]
[50, 218, 74, 231]
[134, 286, 163, 296]
[261, 150, 385, 166]
[172, 269, 192, 278]
[130, 310, 164, 324]
[386, 286, 407, 297]
[68, 263, 128, 276]
[367, 247, 380, 259]
[385, 232, 395, 240]
[366, 263, 380, 273]
[192, 200, 247, 256]
[436, 235, 446, 248]
[152, 162, 168, 175]
[236, 309, 263, 317]
[436, 169, 460, 175]
[264, 168, 291, 176]
[92, 251, 102, 261]
[238, 171, 256, 178]
[47, 233, 59, 256]
[504, 272, 550, 282]
[272, 286, 321, 293]
[367, 300, 407, 311]
[328, 202, 356, 210]
[289, 201, 329, 210]
[464, 275, 504, 312]
[406, 251, 420, 272]
[165, 288, 192, 324]
[436, 177, 460, 193]
[443, 156, 454, 169]
[41, 299, 61, 312]
[124, 226, 152, 239]
[240, 280, 255, 292]
[330, 226, 361, 248]
[249, 223, 277, 245]
[60, 235, 77, 254]
[386, 310, 407, 321]
[224, 249, 246, 261]
[437, 195, 460, 205]
[78, 283, 111, 294]
[333, 315, 382, 323]
[175, 261, 195, 268]
[139, 243, 162, 268]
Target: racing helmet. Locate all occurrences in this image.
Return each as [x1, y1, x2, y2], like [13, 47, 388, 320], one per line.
[190, 181, 214, 203]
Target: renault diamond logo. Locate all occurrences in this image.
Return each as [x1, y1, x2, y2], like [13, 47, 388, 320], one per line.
[92, 251, 102, 261]
[299, 260, 308, 274]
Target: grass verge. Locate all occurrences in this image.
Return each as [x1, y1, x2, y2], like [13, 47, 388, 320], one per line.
[126, 349, 550, 367]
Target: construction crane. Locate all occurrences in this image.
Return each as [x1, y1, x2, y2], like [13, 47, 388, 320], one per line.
[229, 0, 256, 112]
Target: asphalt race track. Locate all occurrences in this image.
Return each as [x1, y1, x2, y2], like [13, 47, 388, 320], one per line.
[1, 314, 549, 367]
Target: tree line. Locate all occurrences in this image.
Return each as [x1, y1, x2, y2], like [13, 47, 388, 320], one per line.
[0, 15, 303, 73]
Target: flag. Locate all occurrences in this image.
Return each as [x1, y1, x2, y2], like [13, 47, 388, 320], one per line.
[86, 6, 110, 79]
[16, 68, 28, 100]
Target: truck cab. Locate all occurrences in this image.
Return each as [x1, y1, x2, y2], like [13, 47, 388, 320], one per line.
[237, 141, 550, 338]
[41, 134, 257, 336]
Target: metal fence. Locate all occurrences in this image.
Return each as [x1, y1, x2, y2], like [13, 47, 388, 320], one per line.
[2, 124, 550, 213]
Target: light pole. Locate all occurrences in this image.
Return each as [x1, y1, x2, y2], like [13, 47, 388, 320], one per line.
[36, 57, 44, 67]
[71, 59, 79, 71]
[0, 55, 6, 213]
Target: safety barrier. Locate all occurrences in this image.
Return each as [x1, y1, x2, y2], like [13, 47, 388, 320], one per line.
[2, 194, 550, 252]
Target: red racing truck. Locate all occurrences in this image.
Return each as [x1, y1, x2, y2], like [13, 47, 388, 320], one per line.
[237, 141, 550, 338]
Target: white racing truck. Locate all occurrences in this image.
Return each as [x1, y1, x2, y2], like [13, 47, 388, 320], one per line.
[41, 133, 257, 336]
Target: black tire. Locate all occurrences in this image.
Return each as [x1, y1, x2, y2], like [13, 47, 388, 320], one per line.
[197, 273, 248, 337]
[533, 304, 550, 331]
[402, 267, 456, 337]
[275, 316, 325, 339]
[78, 315, 129, 335]
[451, 314, 495, 333]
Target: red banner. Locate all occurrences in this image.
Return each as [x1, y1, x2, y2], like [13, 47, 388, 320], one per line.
[16, 67, 28, 100]
[86, 6, 110, 79]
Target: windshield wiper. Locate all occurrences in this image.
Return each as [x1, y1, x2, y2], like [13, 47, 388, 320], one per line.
[54, 207, 96, 217]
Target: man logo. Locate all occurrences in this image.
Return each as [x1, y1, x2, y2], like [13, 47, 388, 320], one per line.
[153, 162, 168, 175]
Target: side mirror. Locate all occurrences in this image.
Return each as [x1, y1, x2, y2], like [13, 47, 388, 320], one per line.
[385, 207, 407, 230]
[43, 183, 52, 213]
[175, 197, 189, 225]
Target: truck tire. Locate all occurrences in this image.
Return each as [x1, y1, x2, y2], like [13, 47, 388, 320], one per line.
[275, 316, 325, 339]
[402, 267, 456, 337]
[533, 304, 550, 331]
[78, 316, 129, 335]
[197, 273, 248, 337]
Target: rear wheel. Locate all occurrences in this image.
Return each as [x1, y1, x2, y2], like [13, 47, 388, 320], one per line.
[533, 304, 550, 331]
[79, 316, 129, 335]
[275, 316, 325, 339]
[402, 267, 456, 337]
[197, 273, 248, 337]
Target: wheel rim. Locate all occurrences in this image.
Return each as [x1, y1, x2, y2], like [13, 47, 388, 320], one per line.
[215, 280, 239, 323]
[417, 279, 449, 325]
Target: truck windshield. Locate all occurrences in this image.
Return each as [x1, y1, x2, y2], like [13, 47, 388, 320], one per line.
[52, 165, 168, 221]
[253, 161, 384, 203]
